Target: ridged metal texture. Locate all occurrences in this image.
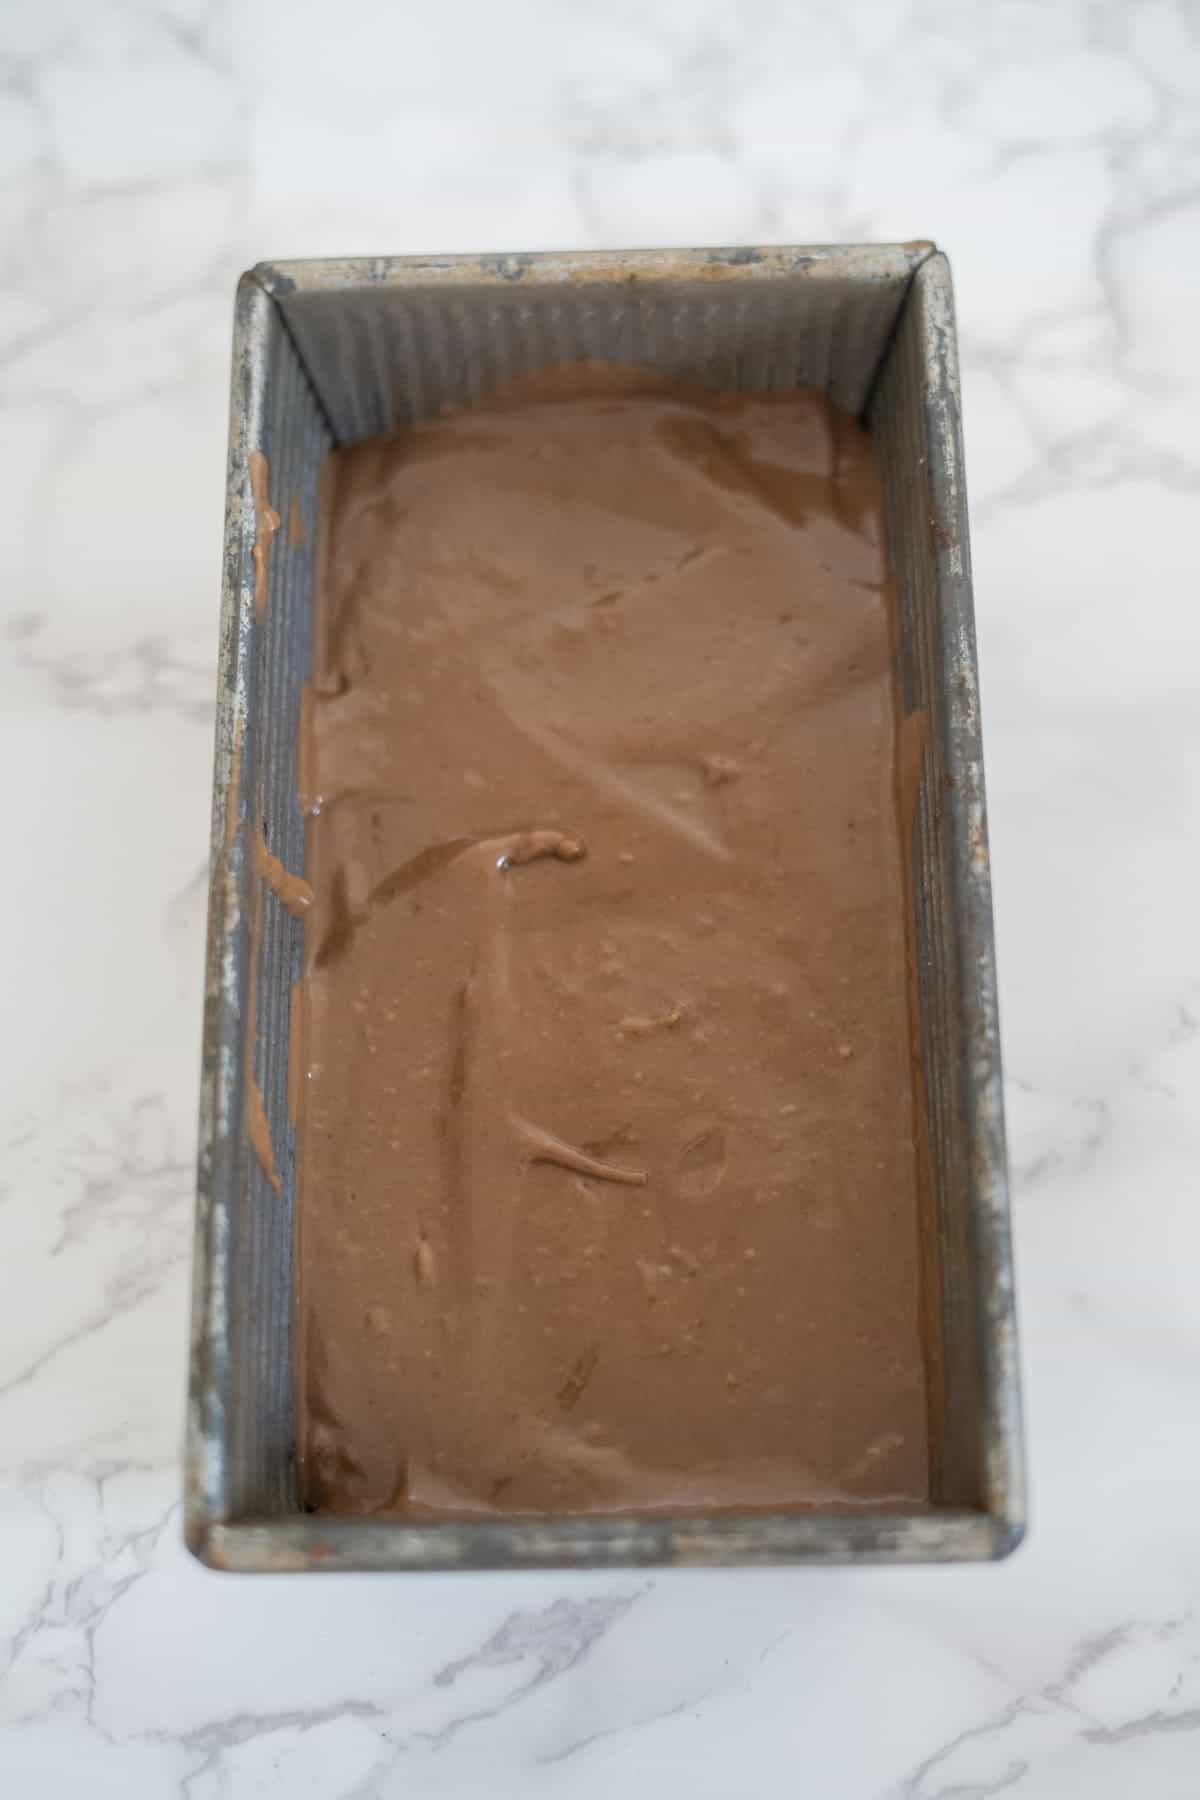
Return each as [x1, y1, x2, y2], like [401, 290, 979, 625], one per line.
[187, 245, 1024, 1571]
[188, 278, 328, 1532]
[265, 245, 927, 437]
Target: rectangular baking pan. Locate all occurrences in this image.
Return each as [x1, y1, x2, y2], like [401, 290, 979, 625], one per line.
[187, 244, 1025, 1570]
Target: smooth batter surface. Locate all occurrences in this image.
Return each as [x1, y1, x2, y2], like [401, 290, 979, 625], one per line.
[296, 364, 929, 1518]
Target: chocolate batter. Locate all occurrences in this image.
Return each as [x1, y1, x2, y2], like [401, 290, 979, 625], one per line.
[295, 364, 929, 1518]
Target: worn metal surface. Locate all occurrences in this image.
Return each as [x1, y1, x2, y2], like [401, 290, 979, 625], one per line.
[257, 243, 933, 440]
[869, 255, 1025, 1532]
[187, 244, 1024, 1571]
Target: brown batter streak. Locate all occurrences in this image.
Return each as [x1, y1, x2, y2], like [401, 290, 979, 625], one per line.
[243, 834, 281, 1196]
[245, 1066, 281, 1195]
[248, 449, 280, 622]
[296, 363, 930, 1519]
[254, 829, 314, 918]
[244, 827, 310, 1189]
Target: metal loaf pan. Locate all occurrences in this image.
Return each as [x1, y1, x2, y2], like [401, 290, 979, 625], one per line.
[187, 245, 1025, 1571]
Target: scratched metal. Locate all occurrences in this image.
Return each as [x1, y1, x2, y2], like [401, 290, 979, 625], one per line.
[186, 245, 1025, 1571]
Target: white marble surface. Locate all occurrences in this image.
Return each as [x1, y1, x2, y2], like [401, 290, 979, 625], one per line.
[2, 0, 1200, 1792]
